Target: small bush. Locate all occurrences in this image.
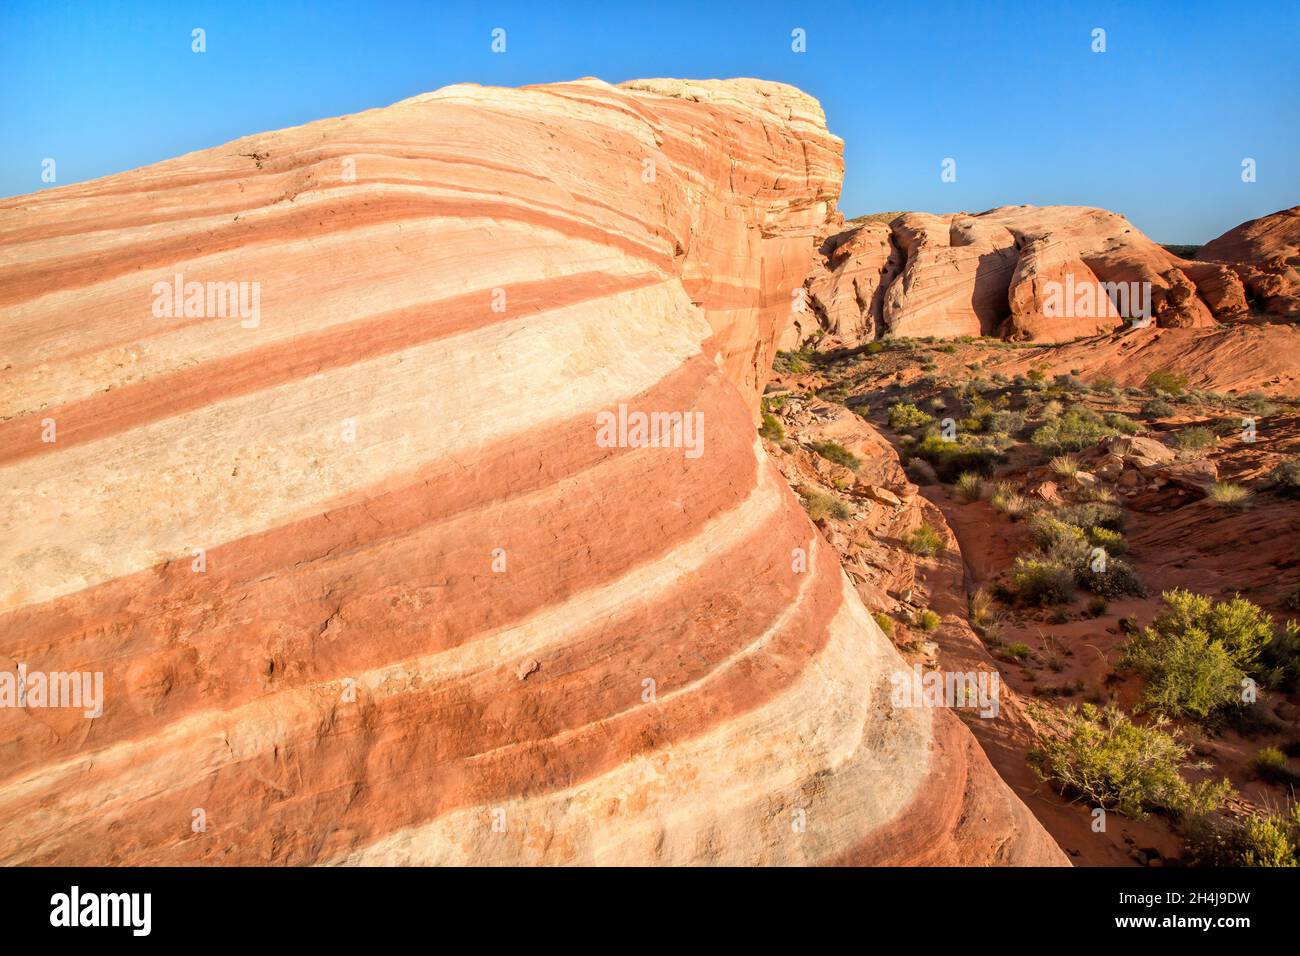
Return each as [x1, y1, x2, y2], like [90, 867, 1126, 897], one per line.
[1086, 526, 1124, 553]
[1141, 397, 1175, 419]
[954, 471, 984, 503]
[1005, 642, 1032, 662]
[1260, 619, 1300, 692]
[774, 348, 812, 375]
[759, 412, 784, 441]
[904, 524, 945, 557]
[1030, 703, 1230, 820]
[1085, 556, 1146, 600]
[1189, 804, 1300, 866]
[871, 611, 894, 637]
[1207, 481, 1253, 508]
[1255, 747, 1294, 784]
[969, 587, 995, 628]
[1124, 589, 1277, 720]
[1049, 455, 1080, 478]
[1009, 557, 1076, 605]
[1031, 406, 1120, 453]
[915, 609, 941, 632]
[1175, 426, 1217, 457]
[1028, 516, 1085, 551]
[801, 489, 850, 522]
[1287, 584, 1300, 612]
[888, 402, 934, 431]
[1144, 370, 1190, 396]
[1105, 412, 1142, 434]
[1237, 811, 1300, 866]
[1056, 501, 1124, 532]
[1264, 459, 1300, 498]
[986, 410, 1025, 435]
[906, 458, 938, 484]
[913, 435, 997, 482]
[812, 441, 860, 471]
[990, 483, 1030, 519]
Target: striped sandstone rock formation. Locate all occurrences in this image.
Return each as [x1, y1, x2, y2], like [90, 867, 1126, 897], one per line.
[0, 77, 1065, 865]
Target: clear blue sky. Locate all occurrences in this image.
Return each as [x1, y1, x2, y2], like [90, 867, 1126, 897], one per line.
[3, 0, 1297, 242]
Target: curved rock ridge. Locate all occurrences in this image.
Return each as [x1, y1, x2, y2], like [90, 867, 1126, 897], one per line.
[0, 77, 1064, 865]
[804, 204, 1262, 344]
[1197, 206, 1300, 318]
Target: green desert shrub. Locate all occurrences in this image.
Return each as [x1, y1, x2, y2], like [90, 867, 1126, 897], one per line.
[1056, 501, 1124, 532]
[1236, 811, 1300, 866]
[812, 441, 860, 470]
[801, 489, 850, 522]
[774, 348, 812, 375]
[1259, 619, 1300, 692]
[888, 402, 934, 431]
[912, 435, 997, 482]
[1140, 397, 1175, 419]
[1124, 590, 1276, 721]
[759, 412, 784, 441]
[1008, 556, 1076, 605]
[1264, 459, 1300, 498]
[1031, 406, 1120, 453]
[871, 611, 894, 637]
[1188, 803, 1300, 867]
[906, 458, 938, 484]
[1144, 369, 1190, 396]
[954, 471, 984, 503]
[1207, 481, 1253, 508]
[1288, 584, 1300, 612]
[1021, 517, 1142, 600]
[1175, 426, 1217, 457]
[1104, 412, 1142, 434]
[915, 609, 941, 632]
[990, 482, 1030, 519]
[1030, 703, 1231, 820]
[1254, 747, 1295, 784]
[986, 409, 1026, 436]
[904, 524, 945, 557]
[1087, 526, 1127, 555]
[1084, 555, 1146, 600]
[1027, 516, 1085, 551]
[1048, 455, 1080, 478]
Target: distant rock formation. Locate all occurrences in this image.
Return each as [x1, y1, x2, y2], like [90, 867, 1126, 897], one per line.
[802, 204, 1278, 345]
[1198, 206, 1300, 318]
[0, 78, 1064, 865]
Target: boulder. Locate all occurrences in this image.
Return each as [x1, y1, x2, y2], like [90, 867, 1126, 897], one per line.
[0, 76, 1064, 867]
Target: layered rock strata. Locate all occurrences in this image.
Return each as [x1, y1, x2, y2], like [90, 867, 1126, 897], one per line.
[0, 78, 1064, 865]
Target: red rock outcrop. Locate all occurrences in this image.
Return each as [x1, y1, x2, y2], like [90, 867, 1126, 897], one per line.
[1198, 206, 1300, 317]
[803, 205, 1255, 345]
[0, 78, 1064, 865]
